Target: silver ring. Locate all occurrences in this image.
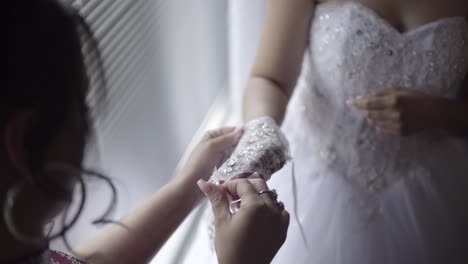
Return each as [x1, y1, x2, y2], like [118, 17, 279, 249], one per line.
[258, 189, 278, 200]
[274, 201, 285, 211]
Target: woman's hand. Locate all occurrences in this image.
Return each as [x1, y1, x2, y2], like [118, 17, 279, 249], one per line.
[349, 88, 441, 136]
[198, 179, 289, 264]
[176, 127, 243, 190]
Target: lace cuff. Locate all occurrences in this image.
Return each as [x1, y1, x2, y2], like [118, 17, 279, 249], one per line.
[210, 116, 290, 183]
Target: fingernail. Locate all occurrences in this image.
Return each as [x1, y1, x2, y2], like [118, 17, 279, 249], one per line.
[197, 179, 212, 195]
[197, 179, 204, 188]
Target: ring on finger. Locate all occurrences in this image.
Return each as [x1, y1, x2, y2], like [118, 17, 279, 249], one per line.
[258, 189, 278, 200]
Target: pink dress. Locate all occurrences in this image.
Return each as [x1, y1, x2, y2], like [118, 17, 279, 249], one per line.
[13, 250, 86, 264]
[49, 250, 86, 264]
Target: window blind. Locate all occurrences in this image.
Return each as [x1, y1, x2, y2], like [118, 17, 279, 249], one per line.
[70, 0, 166, 134]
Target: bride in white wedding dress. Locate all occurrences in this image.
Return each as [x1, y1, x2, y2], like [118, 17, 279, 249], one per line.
[192, 1, 468, 264]
[243, 1, 468, 263]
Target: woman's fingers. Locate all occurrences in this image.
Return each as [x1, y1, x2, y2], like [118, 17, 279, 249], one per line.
[203, 127, 236, 139]
[223, 179, 288, 223]
[197, 180, 231, 224]
[248, 179, 282, 213]
[222, 179, 260, 206]
[204, 127, 244, 149]
[206, 178, 289, 230]
[247, 179, 289, 228]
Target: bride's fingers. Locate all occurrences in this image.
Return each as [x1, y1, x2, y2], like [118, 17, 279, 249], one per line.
[374, 122, 404, 136]
[365, 110, 400, 122]
[349, 96, 391, 110]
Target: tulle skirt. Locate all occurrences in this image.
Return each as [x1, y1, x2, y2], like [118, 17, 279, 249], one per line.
[267, 116, 468, 264]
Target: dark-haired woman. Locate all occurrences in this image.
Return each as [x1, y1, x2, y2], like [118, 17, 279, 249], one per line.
[2, 1, 289, 263]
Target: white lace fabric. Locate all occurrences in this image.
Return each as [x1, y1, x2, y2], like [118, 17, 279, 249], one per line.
[210, 116, 290, 183]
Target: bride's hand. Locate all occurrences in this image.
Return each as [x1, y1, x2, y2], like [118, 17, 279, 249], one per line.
[349, 88, 440, 136]
[198, 179, 289, 264]
[176, 127, 243, 190]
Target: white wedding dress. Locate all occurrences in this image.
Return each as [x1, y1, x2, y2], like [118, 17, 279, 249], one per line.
[267, 2, 468, 264]
[183, 2, 468, 264]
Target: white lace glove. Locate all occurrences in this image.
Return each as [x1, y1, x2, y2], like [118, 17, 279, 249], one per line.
[210, 116, 290, 183]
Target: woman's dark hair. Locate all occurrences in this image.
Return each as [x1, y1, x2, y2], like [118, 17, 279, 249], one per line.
[6, 0, 119, 251]
[6, 0, 106, 160]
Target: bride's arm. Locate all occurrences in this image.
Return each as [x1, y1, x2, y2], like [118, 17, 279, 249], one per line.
[243, 0, 315, 124]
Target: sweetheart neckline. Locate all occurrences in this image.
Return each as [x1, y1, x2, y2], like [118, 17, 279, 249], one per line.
[318, 1, 467, 37]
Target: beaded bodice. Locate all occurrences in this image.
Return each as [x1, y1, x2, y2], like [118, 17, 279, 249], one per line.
[287, 1, 468, 194]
